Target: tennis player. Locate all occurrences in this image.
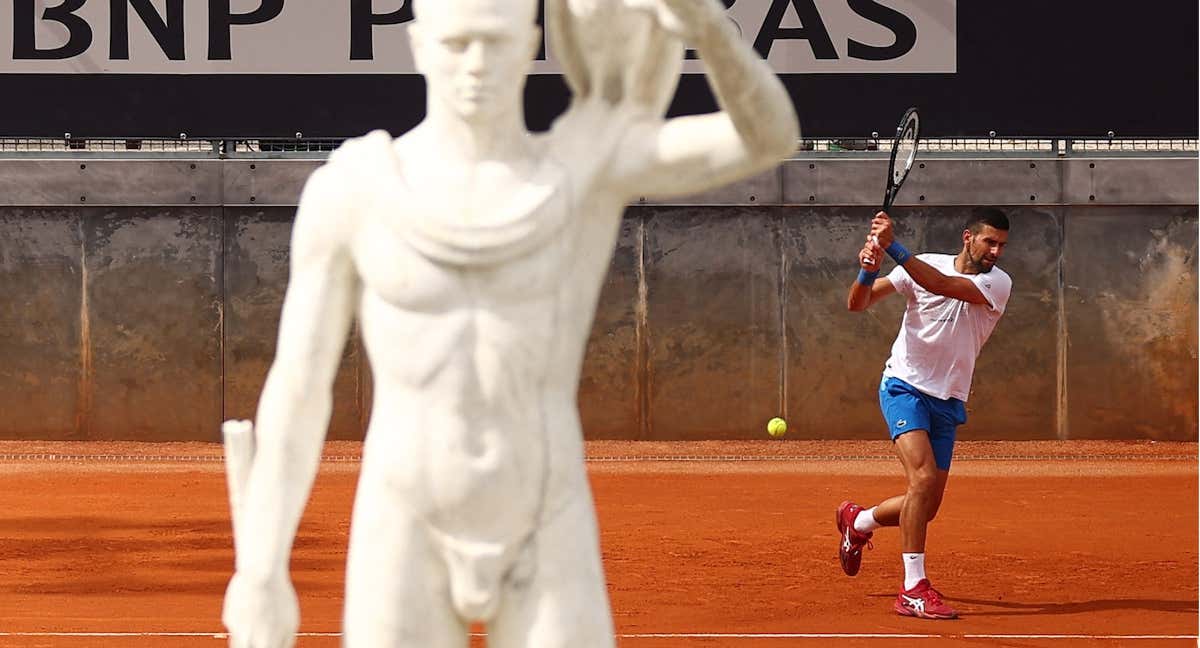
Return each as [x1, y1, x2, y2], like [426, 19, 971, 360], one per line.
[838, 208, 1012, 619]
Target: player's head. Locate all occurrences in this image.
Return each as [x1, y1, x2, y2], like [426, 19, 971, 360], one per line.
[961, 207, 1009, 273]
[410, 0, 541, 124]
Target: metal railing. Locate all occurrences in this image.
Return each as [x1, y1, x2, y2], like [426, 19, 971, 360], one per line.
[0, 136, 222, 155]
[797, 135, 1198, 158]
[0, 135, 346, 158]
[0, 135, 1195, 159]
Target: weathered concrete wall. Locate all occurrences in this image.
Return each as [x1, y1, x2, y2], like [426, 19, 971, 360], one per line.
[642, 206, 783, 440]
[0, 156, 1194, 441]
[1063, 207, 1199, 439]
[0, 208, 223, 440]
[83, 208, 223, 440]
[222, 208, 364, 441]
[0, 209, 83, 438]
[577, 217, 641, 440]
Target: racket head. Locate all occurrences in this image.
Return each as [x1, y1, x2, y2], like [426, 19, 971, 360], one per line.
[883, 107, 920, 210]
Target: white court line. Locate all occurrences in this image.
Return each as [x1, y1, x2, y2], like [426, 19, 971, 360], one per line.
[0, 632, 1196, 640]
[1, 454, 1195, 463]
[625, 634, 1198, 640]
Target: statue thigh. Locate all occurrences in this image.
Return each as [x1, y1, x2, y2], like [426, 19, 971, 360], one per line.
[487, 487, 616, 648]
[342, 477, 469, 648]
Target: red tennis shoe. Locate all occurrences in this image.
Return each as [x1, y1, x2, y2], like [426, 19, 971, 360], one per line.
[894, 579, 959, 619]
[835, 500, 873, 576]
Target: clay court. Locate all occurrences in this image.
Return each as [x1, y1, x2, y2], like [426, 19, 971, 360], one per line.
[0, 439, 1194, 648]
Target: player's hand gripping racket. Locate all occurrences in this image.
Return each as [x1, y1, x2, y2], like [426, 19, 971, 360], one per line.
[867, 107, 920, 263]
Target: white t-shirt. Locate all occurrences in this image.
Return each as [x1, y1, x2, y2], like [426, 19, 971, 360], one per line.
[883, 253, 1012, 401]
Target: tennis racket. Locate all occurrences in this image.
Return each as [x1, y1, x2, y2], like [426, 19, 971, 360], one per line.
[882, 107, 920, 213]
[867, 107, 920, 260]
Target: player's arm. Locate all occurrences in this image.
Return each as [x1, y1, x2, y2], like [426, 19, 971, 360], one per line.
[236, 166, 359, 583]
[869, 212, 990, 305]
[847, 239, 897, 311]
[610, 0, 799, 199]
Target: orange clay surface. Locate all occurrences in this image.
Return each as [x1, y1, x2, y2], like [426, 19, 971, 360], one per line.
[0, 440, 1195, 648]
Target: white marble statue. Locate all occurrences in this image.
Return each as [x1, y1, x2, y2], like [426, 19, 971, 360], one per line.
[220, 0, 797, 645]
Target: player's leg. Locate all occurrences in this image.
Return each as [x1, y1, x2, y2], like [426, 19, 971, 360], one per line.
[869, 398, 957, 527]
[922, 396, 964, 525]
[893, 429, 941, 553]
[487, 488, 615, 648]
[863, 465, 949, 527]
[343, 470, 469, 648]
[892, 427, 957, 619]
[837, 377, 930, 576]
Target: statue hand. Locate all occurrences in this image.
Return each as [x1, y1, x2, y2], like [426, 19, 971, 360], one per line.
[623, 0, 724, 41]
[223, 572, 300, 648]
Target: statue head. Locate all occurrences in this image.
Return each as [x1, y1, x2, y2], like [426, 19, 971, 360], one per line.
[410, 0, 542, 124]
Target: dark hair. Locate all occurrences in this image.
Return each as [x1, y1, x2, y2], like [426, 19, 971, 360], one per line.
[966, 207, 1009, 234]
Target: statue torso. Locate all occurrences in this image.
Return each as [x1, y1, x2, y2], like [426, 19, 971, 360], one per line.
[325, 127, 626, 539]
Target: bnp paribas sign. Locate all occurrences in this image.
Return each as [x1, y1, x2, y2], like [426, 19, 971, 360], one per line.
[0, 0, 956, 74]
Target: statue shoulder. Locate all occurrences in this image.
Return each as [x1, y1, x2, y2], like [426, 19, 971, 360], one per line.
[302, 129, 395, 209]
[294, 130, 395, 248]
[325, 129, 397, 177]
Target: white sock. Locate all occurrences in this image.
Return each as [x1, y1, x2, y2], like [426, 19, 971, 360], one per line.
[902, 553, 926, 591]
[853, 507, 882, 534]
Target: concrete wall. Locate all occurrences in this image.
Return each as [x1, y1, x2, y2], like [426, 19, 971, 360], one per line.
[0, 155, 1195, 441]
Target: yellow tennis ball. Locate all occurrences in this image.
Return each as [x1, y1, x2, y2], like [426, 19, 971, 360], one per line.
[767, 417, 787, 438]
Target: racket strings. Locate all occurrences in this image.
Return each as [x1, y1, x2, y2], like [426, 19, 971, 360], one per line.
[893, 130, 918, 184]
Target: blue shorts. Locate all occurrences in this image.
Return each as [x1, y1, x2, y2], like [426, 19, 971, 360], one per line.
[878, 377, 967, 470]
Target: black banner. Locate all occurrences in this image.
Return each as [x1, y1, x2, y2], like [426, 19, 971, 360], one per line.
[0, 0, 1195, 138]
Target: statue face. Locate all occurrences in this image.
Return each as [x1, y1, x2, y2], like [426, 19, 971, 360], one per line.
[411, 0, 541, 124]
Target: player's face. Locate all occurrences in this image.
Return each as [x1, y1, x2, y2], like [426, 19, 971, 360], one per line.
[963, 225, 1008, 273]
[410, 0, 540, 124]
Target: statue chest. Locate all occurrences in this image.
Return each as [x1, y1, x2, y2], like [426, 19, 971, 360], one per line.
[349, 196, 581, 314]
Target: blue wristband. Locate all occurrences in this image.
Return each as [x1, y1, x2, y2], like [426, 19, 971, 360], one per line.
[856, 268, 879, 286]
[886, 240, 912, 265]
